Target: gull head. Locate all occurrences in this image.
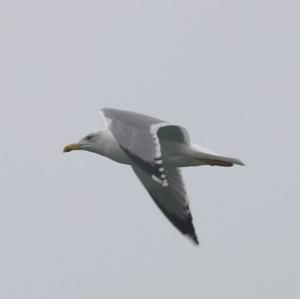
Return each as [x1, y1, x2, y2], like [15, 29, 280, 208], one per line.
[63, 130, 103, 154]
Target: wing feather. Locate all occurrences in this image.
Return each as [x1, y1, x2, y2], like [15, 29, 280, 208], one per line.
[132, 165, 198, 244]
[101, 108, 198, 244]
[101, 108, 169, 186]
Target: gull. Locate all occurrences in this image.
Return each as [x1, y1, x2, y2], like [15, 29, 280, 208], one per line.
[63, 108, 244, 245]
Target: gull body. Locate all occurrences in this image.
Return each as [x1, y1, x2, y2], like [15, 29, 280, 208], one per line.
[64, 108, 244, 245]
[65, 128, 244, 168]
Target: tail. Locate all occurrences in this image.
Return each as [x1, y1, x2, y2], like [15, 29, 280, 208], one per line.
[191, 145, 245, 167]
[202, 155, 245, 167]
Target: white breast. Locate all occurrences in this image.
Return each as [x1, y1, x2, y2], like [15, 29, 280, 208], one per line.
[102, 130, 131, 165]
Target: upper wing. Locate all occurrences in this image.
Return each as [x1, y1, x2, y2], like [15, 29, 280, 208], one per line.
[101, 108, 198, 244]
[101, 108, 170, 186]
[157, 124, 190, 145]
[132, 165, 198, 244]
[101, 108, 191, 186]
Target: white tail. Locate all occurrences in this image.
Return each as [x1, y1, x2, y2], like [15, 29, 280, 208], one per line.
[191, 144, 245, 167]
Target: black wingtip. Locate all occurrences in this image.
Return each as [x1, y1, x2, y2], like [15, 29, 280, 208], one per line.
[185, 222, 199, 246]
[189, 233, 199, 246]
[182, 213, 199, 246]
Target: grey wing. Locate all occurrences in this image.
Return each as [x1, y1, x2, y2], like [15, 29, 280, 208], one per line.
[101, 108, 198, 243]
[132, 165, 199, 245]
[157, 124, 190, 145]
[101, 108, 170, 185]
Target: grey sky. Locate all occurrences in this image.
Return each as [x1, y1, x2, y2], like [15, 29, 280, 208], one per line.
[1, 0, 299, 298]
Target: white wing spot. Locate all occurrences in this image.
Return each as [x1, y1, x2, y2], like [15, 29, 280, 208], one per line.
[152, 175, 162, 184]
[152, 175, 168, 187]
[162, 180, 168, 187]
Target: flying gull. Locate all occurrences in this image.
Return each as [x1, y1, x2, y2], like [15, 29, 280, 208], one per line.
[63, 108, 244, 245]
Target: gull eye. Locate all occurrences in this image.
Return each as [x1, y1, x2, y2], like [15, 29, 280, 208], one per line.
[86, 135, 93, 141]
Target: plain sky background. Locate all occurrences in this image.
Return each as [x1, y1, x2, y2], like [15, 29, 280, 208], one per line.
[1, 1, 299, 298]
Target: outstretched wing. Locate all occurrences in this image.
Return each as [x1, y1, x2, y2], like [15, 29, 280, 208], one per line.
[101, 108, 198, 244]
[101, 108, 170, 186]
[132, 165, 198, 244]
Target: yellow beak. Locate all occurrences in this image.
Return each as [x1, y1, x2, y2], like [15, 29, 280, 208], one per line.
[63, 143, 81, 153]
